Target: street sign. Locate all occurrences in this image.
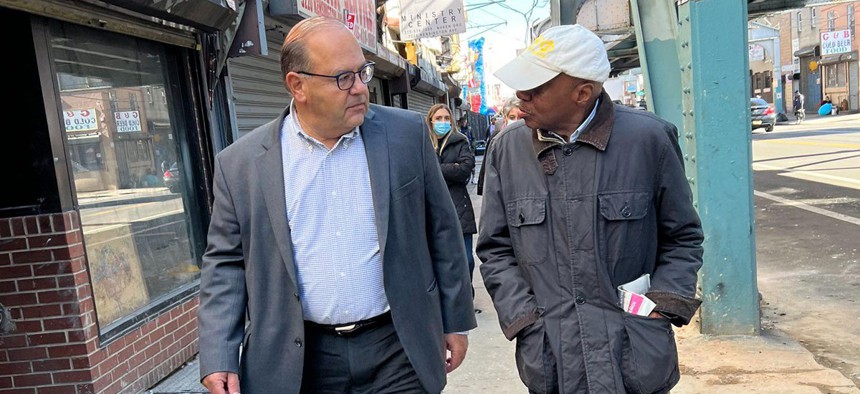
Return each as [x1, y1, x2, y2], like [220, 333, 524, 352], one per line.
[115, 111, 142, 133]
[821, 30, 852, 56]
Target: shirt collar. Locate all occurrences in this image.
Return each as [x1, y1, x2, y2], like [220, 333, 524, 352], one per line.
[287, 99, 359, 151]
[532, 90, 616, 157]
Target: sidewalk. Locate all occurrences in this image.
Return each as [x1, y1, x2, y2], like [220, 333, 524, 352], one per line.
[145, 169, 860, 393]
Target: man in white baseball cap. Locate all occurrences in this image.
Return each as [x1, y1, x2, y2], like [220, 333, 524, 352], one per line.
[477, 24, 704, 394]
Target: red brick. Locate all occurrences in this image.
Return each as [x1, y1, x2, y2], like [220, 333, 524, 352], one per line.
[0, 335, 28, 349]
[0, 376, 10, 389]
[51, 370, 90, 384]
[2, 290, 37, 306]
[18, 278, 57, 292]
[7, 347, 47, 361]
[0, 350, 7, 362]
[62, 303, 82, 316]
[0, 253, 10, 266]
[11, 250, 53, 264]
[13, 373, 52, 387]
[69, 259, 85, 274]
[52, 245, 83, 261]
[0, 265, 32, 280]
[21, 304, 63, 319]
[0, 238, 27, 253]
[37, 289, 76, 304]
[46, 344, 87, 358]
[37, 386, 79, 394]
[68, 214, 79, 231]
[75, 286, 90, 301]
[43, 317, 81, 331]
[0, 280, 15, 293]
[0, 388, 35, 394]
[65, 330, 87, 343]
[0, 220, 10, 238]
[86, 349, 105, 366]
[27, 236, 68, 250]
[10, 219, 26, 237]
[32, 262, 71, 277]
[14, 321, 42, 332]
[31, 359, 71, 373]
[54, 275, 74, 288]
[28, 333, 67, 346]
[75, 383, 94, 394]
[0, 361, 33, 375]
[23, 218, 39, 235]
[51, 215, 67, 233]
[69, 357, 89, 370]
[71, 272, 88, 287]
[37, 217, 53, 234]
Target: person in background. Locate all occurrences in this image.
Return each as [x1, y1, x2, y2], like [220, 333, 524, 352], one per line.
[426, 104, 478, 288]
[478, 24, 703, 393]
[476, 97, 523, 195]
[198, 17, 476, 394]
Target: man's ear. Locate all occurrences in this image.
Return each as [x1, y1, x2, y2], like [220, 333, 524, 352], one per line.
[574, 82, 595, 106]
[285, 72, 307, 102]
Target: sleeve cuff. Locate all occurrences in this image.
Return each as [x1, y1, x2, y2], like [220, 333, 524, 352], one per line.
[645, 290, 702, 327]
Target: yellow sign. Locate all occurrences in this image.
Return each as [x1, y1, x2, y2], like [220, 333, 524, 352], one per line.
[809, 60, 818, 71]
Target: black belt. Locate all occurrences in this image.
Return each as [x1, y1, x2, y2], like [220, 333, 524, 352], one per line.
[305, 312, 392, 337]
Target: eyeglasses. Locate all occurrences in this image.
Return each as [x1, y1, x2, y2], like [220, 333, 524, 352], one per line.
[297, 62, 375, 91]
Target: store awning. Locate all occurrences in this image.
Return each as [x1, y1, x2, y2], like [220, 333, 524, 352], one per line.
[794, 45, 820, 58]
[819, 51, 857, 66]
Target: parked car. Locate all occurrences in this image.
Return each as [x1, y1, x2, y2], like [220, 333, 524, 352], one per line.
[751, 98, 776, 132]
[163, 162, 181, 193]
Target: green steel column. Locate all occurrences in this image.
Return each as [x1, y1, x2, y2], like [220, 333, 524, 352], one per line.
[630, 0, 684, 131]
[677, 0, 760, 335]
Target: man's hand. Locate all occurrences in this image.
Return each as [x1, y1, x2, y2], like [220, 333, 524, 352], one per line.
[202, 372, 240, 394]
[444, 333, 469, 373]
[648, 311, 666, 319]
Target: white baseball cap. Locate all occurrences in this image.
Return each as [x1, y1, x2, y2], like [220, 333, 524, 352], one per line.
[494, 24, 610, 91]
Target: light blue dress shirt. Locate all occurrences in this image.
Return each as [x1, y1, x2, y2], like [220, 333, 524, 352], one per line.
[281, 102, 388, 325]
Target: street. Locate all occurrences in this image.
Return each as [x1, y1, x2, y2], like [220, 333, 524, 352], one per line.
[753, 113, 860, 386]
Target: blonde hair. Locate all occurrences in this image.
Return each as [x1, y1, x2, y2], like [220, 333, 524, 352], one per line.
[425, 104, 459, 151]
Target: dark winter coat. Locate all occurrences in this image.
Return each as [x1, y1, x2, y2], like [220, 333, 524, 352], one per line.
[437, 130, 478, 234]
[477, 92, 704, 393]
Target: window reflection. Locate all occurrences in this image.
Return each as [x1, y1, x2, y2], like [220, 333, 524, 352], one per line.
[50, 23, 198, 330]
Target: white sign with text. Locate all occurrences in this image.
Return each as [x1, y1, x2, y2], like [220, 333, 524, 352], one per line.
[64, 109, 98, 132]
[399, 0, 466, 41]
[115, 111, 142, 133]
[821, 30, 852, 56]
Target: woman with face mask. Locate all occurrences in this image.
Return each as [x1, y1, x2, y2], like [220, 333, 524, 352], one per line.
[477, 97, 522, 195]
[426, 104, 478, 293]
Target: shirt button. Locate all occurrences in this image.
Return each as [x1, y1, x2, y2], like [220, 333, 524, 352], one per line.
[332, 191, 337, 196]
[575, 295, 586, 304]
[563, 147, 573, 156]
[294, 338, 303, 347]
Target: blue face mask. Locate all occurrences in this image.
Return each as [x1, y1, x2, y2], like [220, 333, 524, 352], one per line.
[433, 122, 452, 136]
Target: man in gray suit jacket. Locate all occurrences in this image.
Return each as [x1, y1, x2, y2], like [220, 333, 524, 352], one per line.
[198, 17, 477, 394]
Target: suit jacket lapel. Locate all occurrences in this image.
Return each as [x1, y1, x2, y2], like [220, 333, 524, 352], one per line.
[257, 108, 299, 286]
[360, 108, 391, 258]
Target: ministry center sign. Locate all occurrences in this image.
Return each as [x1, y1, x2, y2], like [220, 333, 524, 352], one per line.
[399, 0, 466, 41]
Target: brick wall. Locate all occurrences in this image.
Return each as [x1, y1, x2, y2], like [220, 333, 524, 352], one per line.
[0, 212, 198, 394]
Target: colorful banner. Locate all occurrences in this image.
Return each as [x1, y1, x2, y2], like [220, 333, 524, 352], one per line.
[297, 0, 377, 52]
[467, 37, 488, 115]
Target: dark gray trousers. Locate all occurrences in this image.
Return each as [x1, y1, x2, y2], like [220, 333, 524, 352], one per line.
[300, 319, 429, 394]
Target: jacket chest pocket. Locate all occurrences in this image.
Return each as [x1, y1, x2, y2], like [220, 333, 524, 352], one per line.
[505, 199, 547, 264]
[598, 192, 652, 272]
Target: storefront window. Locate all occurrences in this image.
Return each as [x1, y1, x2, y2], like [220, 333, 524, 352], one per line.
[49, 23, 199, 331]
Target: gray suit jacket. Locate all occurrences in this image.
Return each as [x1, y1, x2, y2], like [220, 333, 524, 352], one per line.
[198, 104, 477, 393]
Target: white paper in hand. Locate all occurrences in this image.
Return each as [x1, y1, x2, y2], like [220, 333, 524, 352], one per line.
[617, 274, 657, 316]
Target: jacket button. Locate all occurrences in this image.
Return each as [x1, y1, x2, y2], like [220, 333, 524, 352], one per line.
[621, 206, 632, 218]
[563, 147, 573, 156]
[575, 295, 585, 304]
[519, 213, 525, 223]
[295, 338, 303, 347]
[294, 293, 300, 301]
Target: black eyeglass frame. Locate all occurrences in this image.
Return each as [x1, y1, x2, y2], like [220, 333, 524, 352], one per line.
[296, 62, 375, 91]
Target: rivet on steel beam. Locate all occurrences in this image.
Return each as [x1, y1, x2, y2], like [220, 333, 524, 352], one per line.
[686, 16, 690, 22]
[687, 63, 692, 70]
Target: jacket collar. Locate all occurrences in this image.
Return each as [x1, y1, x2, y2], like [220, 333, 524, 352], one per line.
[532, 90, 615, 157]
